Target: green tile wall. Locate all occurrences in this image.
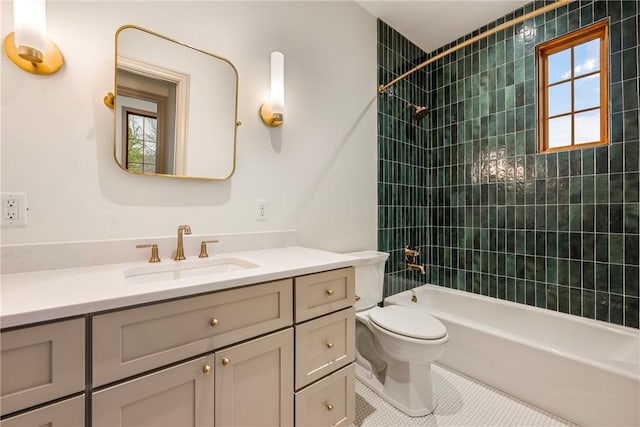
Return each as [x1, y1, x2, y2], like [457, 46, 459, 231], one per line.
[377, 19, 431, 297]
[378, 0, 640, 328]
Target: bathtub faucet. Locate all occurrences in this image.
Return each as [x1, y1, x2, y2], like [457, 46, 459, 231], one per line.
[404, 245, 426, 275]
[407, 263, 426, 274]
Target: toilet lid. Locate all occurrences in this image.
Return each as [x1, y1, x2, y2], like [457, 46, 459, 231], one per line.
[368, 305, 447, 340]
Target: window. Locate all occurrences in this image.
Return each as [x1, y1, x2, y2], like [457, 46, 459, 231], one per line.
[125, 109, 158, 173]
[537, 21, 608, 152]
[117, 85, 170, 175]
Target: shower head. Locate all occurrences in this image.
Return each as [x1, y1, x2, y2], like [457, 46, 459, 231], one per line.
[408, 103, 430, 121]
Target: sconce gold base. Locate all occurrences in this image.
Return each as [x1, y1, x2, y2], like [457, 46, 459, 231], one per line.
[3, 32, 63, 75]
[259, 103, 283, 127]
[104, 92, 115, 109]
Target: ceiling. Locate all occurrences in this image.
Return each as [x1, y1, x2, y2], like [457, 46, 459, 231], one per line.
[355, 0, 531, 53]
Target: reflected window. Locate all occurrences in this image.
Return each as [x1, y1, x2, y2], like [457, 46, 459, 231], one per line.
[116, 70, 173, 175]
[126, 110, 157, 173]
[537, 21, 608, 152]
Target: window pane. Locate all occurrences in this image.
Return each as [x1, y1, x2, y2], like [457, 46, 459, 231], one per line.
[548, 82, 572, 116]
[575, 109, 600, 144]
[129, 115, 144, 140]
[574, 38, 600, 77]
[143, 117, 157, 144]
[548, 115, 572, 148]
[548, 48, 571, 83]
[574, 74, 600, 111]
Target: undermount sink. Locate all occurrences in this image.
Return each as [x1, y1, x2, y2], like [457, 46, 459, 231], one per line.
[124, 257, 259, 284]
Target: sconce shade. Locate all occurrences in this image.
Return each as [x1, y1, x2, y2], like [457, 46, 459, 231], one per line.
[3, 0, 63, 74]
[260, 51, 284, 127]
[14, 0, 47, 63]
[270, 51, 284, 115]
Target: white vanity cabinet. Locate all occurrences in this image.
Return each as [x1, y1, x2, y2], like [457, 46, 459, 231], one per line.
[1, 259, 356, 427]
[293, 268, 356, 427]
[0, 318, 85, 420]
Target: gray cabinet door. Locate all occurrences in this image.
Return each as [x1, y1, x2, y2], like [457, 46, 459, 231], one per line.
[215, 328, 293, 427]
[92, 355, 214, 427]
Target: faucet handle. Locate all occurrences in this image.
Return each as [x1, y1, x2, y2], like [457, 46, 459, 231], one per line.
[136, 244, 161, 263]
[404, 245, 420, 258]
[198, 240, 219, 258]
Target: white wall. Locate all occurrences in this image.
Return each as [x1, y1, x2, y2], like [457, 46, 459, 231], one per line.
[0, 1, 378, 253]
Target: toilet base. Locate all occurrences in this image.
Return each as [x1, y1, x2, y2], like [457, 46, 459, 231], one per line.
[355, 360, 438, 417]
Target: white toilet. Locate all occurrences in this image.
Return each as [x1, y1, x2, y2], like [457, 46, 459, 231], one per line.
[347, 250, 448, 417]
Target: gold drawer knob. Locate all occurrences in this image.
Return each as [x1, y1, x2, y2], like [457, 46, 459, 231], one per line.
[210, 318, 219, 327]
[202, 365, 211, 374]
[326, 342, 334, 349]
[326, 403, 334, 411]
[326, 289, 334, 296]
[221, 357, 230, 366]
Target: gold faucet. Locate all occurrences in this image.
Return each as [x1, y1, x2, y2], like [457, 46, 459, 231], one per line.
[407, 263, 426, 274]
[405, 245, 426, 275]
[174, 225, 192, 260]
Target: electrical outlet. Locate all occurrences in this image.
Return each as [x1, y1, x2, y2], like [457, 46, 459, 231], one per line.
[256, 199, 269, 221]
[1, 193, 28, 227]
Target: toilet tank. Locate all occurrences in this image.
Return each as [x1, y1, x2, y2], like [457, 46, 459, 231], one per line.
[345, 251, 389, 311]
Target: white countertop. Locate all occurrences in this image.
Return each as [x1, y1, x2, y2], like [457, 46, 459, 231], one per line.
[0, 246, 358, 329]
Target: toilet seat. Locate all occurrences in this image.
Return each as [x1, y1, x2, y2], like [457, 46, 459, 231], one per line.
[368, 305, 446, 340]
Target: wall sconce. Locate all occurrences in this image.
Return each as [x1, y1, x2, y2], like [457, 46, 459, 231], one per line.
[259, 51, 284, 127]
[3, 0, 63, 75]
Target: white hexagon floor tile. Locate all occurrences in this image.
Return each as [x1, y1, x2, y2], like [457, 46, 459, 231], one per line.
[354, 363, 575, 427]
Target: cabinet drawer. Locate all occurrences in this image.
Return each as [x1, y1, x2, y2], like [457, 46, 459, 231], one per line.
[295, 364, 355, 427]
[295, 307, 355, 390]
[0, 395, 84, 427]
[0, 318, 85, 416]
[294, 268, 354, 322]
[93, 355, 214, 427]
[93, 279, 292, 386]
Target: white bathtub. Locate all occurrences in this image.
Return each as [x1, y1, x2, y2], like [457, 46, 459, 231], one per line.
[385, 284, 640, 427]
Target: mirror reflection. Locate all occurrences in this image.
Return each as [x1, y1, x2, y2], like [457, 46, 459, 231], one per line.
[113, 25, 239, 180]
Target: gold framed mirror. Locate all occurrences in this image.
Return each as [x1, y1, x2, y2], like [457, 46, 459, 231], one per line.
[108, 25, 240, 180]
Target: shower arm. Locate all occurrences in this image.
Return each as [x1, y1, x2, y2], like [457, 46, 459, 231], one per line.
[377, 0, 573, 94]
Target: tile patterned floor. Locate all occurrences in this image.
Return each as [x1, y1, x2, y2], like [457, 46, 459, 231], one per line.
[354, 363, 576, 427]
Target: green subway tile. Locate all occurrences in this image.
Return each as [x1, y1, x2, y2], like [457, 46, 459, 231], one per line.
[610, 235, 625, 264]
[626, 204, 640, 234]
[610, 294, 624, 325]
[570, 205, 582, 231]
[624, 297, 639, 328]
[595, 175, 609, 203]
[610, 264, 624, 294]
[583, 290, 596, 319]
[626, 173, 640, 203]
[582, 175, 595, 203]
[570, 288, 582, 316]
[595, 291, 609, 322]
[595, 262, 609, 292]
[626, 266, 640, 297]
